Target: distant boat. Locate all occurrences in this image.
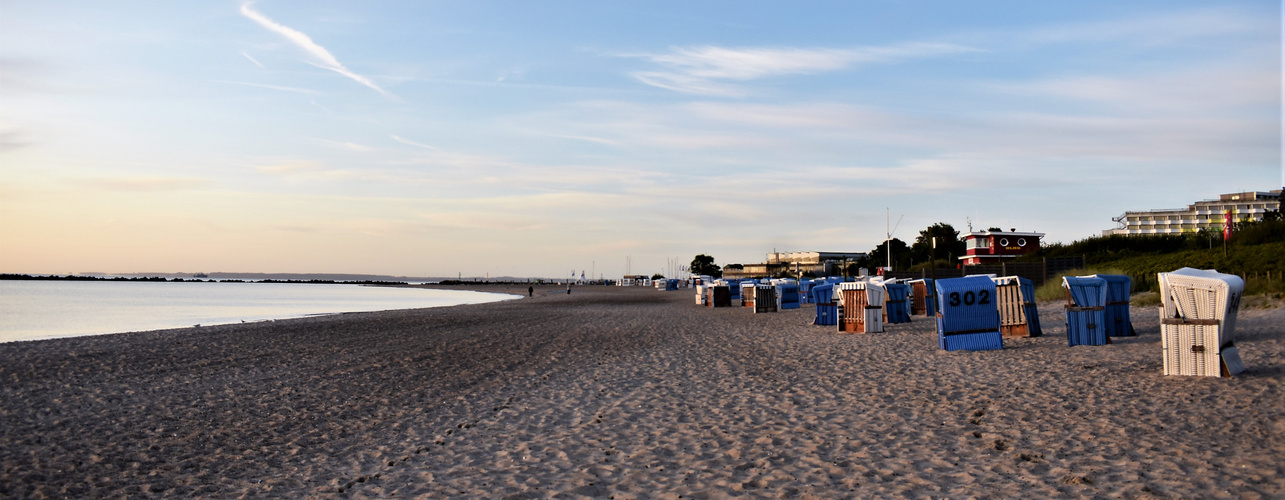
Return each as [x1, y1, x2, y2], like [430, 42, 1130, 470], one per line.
[193, 273, 209, 278]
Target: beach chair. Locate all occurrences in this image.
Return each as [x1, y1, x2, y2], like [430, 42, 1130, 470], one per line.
[883, 283, 912, 324]
[707, 285, 732, 308]
[811, 283, 837, 326]
[992, 276, 1042, 337]
[695, 285, 706, 306]
[908, 278, 936, 316]
[776, 282, 801, 310]
[934, 276, 1003, 351]
[837, 282, 884, 333]
[1158, 268, 1245, 377]
[1063, 276, 1109, 346]
[754, 285, 777, 314]
[726, 281, 741, 301]
[741, 283, 756, 308]
[1088, 274, 1134, 337]
[665, 279, 679, 291]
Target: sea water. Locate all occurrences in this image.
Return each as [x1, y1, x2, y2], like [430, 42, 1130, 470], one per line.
[0, 280, 517, 343]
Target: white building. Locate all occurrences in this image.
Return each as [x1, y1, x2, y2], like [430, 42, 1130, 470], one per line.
[1105, 189, 1282, 236]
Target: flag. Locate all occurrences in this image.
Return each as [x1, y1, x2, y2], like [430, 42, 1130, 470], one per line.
[1224, 210, 1233, 240]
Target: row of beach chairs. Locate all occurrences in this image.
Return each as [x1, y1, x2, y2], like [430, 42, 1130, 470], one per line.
[688, 267, 1245, 377]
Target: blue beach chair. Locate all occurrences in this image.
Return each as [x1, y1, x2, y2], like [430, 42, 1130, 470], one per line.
[934, 276, 1003, 351]
[1063, 276, 1109, 346]
[884, 282, 912, 324]
[1090, 274, 1134, 337]
[776, 282, 801, 310]
[811, 283, 836, 325]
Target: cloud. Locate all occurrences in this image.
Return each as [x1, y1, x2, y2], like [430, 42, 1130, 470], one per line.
[626, 43, 979, 95]
[984, 67, 1279, 114]
[216, 80, 321, 95]
[0, 130, 33, 152]
[74, 176, 212, 192]
[239, 2, 391, 97]
[241, 51, 264, 68]
[390, 134, 438, 150]
[1020, 8, 1272, 47]
[306, 137, 372, 152]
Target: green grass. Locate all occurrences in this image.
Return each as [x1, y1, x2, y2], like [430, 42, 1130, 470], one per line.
[1034, 241, 1285, 299]
[1130, 291, 1161, 308]
[1032, 267, 1126, 302]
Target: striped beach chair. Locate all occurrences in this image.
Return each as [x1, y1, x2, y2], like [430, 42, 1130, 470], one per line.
[706, 285, 732, 308]
[934, 276, 1002, 351]
[1088, 274, 1134, 337]
[811, 283, 837, 325]
[741, 283, 756, 308]
[883, 282, 912, 324]
[908, 278, 936, 317]
[1063, 276, 1109, 346]
[725, 281, 741, 301]
[992, 276, 1041, 337]
[776, 282, 801, 310]
[754, 285, 777, 314]
[838, 282, 884, 333]
[1158, 268, 1245, 377]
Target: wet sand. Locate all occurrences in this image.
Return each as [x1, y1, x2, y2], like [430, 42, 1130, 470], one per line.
[1, 285, 1282, 498]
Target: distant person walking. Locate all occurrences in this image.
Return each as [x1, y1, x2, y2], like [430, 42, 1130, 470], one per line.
[566, 283, 572, 295]
[528, 286, 533, 298]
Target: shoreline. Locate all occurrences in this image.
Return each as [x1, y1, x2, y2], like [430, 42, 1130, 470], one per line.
[0, 281, 524, 344]
[2, 287, 1281, 497]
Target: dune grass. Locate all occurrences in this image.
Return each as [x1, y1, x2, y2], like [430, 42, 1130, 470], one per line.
[1032, 267, 1127, 303]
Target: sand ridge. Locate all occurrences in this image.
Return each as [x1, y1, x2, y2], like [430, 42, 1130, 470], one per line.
[1, 285, 1281, 498]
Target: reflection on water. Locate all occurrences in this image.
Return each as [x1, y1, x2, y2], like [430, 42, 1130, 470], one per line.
[0, 281, 516, 343]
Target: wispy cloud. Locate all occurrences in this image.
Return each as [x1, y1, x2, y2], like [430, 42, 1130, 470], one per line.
[307, 137, 372, 152]
[627, 43, 979, 95]
[390, 134, 438, 150]
[216, 80, 321, 95]
[239, 2, 391, 97]
[0, 130, 33, 152]
[1020, 8, 1271, 46]
[74, 176, 212, 192]
[241, 51, 264, 68]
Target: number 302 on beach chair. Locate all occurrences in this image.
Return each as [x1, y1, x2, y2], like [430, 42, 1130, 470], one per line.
[934, 276, 1003, 351]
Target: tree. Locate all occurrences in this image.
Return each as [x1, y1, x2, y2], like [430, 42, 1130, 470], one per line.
[651, 273, 665, 280]
[909, 222, 966, 265]
[690, 254, 723, 278]
[866, 238, 911, 272]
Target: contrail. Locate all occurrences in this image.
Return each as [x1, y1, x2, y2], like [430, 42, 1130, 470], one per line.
[240, 2, 391, 97]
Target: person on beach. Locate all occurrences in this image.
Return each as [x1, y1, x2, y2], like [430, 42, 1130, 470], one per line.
[528, 286, 533, 298]
[566, 283, 572, 294]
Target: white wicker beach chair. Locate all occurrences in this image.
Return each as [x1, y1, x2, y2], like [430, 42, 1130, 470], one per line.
[1157, 268, 1245, 377]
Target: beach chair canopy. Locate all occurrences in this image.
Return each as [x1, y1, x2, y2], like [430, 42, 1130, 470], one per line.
[1062, 276, 1108, 307]
[1157, 268, 1243, 343]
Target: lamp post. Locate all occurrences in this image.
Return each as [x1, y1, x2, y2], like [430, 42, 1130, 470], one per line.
[930, 236, 936, 281]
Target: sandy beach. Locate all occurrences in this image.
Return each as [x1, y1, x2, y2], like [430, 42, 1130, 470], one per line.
[1, 285, 1282, 498]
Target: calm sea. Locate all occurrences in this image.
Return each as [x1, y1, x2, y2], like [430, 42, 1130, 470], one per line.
[0, 280, 517, 343]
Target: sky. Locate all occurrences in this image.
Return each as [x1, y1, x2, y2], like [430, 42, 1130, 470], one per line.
[1, 1, 1281, 279]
